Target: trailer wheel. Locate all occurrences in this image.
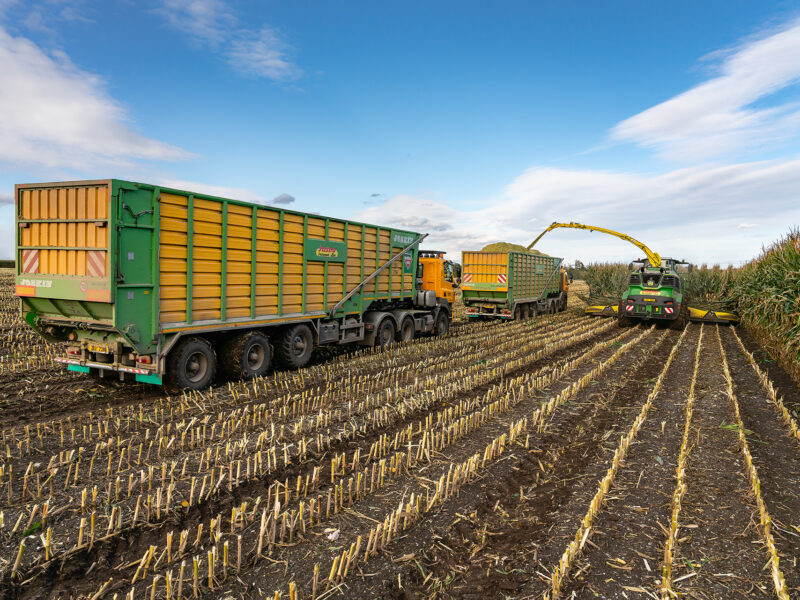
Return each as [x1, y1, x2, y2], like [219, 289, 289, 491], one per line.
[530, 304, 539, 318]
[276, 324, 314, 369]
[222, 331, 271, 380]
[513, 305, 523, 320]
[398, 317, 415, 343]
[522, 304, 531, 319]
[375, 318, 396, 347]
[169, 337, 217, 390]
[434, 312, 450, 336]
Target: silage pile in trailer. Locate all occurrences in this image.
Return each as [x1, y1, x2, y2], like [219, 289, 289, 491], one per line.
[481, 242, 543, 255]
[734, 230, 800, 383]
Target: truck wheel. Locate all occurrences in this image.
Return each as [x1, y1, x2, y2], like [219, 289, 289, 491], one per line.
[169, 337, 217, 390]
[398, 317, 415, 343]
[375, 318, 396, 347]
[276, 324, 314, 369]
[222, 331, 271, 380]
[434, 312, 449, 336]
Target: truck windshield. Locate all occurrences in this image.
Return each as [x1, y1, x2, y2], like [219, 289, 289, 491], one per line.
[443, 262, 453, 283]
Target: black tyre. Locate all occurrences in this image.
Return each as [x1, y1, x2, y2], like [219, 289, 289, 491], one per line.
[530, 304, 539, 318]
[617, 302, 634, 328]
[276, 324, 314, 369]
[398, 317, 415, 343]
[514, 305, 523, 320]
[669, 303, 688, 330]
[169, 337, 217, 390]
[221, 331, 271, 380]
[434, 311, 450, 336]
[522, 304, 531, 319]
[375, 318, 396, 347]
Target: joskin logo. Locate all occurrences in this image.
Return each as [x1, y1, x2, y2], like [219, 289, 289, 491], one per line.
[404, 252, 412, 270]
[392, 233, 414, 246]
[19, 278, 52, 288]
[315, 246, 339, 258]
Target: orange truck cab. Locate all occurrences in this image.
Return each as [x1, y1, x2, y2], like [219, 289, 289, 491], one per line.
[417, 250, 460, 313]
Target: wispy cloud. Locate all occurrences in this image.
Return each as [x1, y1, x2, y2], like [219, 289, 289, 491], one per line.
[357, 158, 800, 266]
[613, 19, 800, 161]
[0, 192, 12, 205]
[157, 0, 301, 82]
[737, 223, 757, 229]
[226, 27, 301, 81]
[157, 0, 234, 44]
[0, 26, 190, 170]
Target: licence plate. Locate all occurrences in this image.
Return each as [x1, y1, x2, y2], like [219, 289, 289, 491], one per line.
[88, 344, 112, 354]
[641, 290, 660, 295]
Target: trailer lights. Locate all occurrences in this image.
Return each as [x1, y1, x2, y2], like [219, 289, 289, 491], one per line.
[67, 347, 81, 356]
[136, 355, 153, 365]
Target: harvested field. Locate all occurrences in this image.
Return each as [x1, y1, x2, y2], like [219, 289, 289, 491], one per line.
[1, 268, 799, 600]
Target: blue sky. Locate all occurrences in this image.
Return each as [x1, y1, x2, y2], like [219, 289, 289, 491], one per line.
[2, 0, 800, 264]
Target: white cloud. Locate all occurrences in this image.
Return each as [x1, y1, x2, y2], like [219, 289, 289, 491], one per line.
[157, 1, 300, 82]
[0, 26, 190, 170]
[737, 223, 756, 229]
[613, 19, 800, 161]
[355, 159, 800, 267]
[158, 178, 267, 204]
[0, 192, 11, 205]
[226, 27, 301, 81]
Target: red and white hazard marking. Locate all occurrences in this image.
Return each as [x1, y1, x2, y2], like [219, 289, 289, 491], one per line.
[462, 273, 472, 283]
[22, 249, 39, 274]
[665, 307, 674, 314]
[87, 250, 106, 278]
[497, 274, 507, 284]
[626, 304, 634, 312]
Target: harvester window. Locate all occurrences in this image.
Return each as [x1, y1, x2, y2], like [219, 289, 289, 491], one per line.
[443, 262, 454, 283]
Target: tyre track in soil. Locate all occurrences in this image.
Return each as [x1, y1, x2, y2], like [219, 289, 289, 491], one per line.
[179, 323, 645, 600]
[556, 323, 702, 599]
[722, 327, 800, 597]
[670, 326, 772, 600]
[4, 319, 613, 600]
[337, 328, 680, 600]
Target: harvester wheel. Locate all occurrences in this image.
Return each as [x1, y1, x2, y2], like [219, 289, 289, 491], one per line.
[276, 324, 314, 369]
[221, 331, 271, 380]
[669, 303, 688, 330]
[617, 302, 633, 328]
[169, 337, 217, 390]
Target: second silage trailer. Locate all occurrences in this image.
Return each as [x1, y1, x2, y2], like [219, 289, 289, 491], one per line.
[14, 179, 458, 389]
[461, 250, 567, 319]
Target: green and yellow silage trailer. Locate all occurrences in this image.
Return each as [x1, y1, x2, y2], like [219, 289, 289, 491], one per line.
[461, 250, 568, 319]
[15, 179, 455, 388]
